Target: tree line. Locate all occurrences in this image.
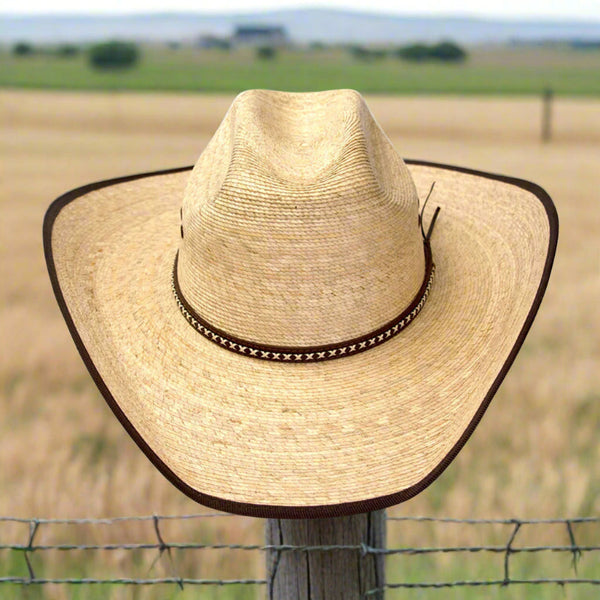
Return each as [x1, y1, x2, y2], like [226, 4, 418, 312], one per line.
[11, 41, 140, 69]
[10, 39, 467, 69]
[349, 41, 467, 62]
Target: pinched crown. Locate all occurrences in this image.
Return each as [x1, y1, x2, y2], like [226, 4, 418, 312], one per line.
[177, 89, 425, 348]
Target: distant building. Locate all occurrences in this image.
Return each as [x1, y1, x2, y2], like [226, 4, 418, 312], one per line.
[232, 25, 288, 47]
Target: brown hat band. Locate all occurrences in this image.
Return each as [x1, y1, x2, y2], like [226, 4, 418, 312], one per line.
[172, 242, 435, 362]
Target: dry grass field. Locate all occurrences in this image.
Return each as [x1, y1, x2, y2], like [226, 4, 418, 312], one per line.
[1, 90, 599, 598]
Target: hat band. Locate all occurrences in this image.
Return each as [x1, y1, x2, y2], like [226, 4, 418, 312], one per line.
[172, 243, 435, 362]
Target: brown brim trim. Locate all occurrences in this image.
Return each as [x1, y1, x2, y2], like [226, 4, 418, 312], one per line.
[43, 160, 558, 519]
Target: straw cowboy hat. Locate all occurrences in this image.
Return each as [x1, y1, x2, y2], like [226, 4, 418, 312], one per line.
[44, 89, 558, 518]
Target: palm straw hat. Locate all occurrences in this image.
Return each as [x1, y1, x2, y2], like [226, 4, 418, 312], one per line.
[44, 89, 558, 518]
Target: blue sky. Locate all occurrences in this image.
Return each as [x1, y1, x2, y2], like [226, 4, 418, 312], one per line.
[3, 0, 600, 20]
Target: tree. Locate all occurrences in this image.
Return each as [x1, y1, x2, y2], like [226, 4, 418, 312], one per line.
[88, 41, 139, 70]
[348, 45, 370, 60]
[256, 46, 276, 60]
[396, 41, 467, 63]
[430, 41, 467, 62]
[12, 42, 34, 57]
[396, 43, 431, 62]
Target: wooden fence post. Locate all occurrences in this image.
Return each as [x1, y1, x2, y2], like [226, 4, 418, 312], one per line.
[266, 510, 386, 599]
[542, 88, 554, 143]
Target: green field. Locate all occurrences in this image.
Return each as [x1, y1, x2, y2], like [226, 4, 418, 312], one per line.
[2, 44, 600, 95]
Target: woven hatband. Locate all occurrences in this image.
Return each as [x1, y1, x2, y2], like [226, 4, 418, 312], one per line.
[172, 241, 435, 362]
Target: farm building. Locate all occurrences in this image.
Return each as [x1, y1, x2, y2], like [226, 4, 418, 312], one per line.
[232, 25, 288, 47]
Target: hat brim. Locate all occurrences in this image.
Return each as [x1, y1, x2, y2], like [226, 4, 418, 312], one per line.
[44, 160, 558, 518]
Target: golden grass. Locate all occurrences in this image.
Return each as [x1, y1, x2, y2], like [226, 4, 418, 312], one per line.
[1, 90, 598, 597]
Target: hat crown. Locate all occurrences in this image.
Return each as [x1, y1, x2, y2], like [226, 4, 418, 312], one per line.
[178, 89, 425, 346]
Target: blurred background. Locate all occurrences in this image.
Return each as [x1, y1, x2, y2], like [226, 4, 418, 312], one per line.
[1, 0, 599, 598]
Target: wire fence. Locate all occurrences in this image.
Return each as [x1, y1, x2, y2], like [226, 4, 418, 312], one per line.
[0, 514, 598, 593]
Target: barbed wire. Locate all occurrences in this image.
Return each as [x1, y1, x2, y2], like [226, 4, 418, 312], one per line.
[0, 515, 597, 591]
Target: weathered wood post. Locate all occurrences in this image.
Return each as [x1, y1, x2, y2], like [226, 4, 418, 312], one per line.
[542, 87, 554, 143]
[266, 510, 386, 599]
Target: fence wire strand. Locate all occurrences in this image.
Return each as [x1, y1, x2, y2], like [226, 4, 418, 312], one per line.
[0, 514, 597, 591]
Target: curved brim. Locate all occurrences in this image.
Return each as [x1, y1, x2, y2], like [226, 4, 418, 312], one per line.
[43, 160, 558, 518]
